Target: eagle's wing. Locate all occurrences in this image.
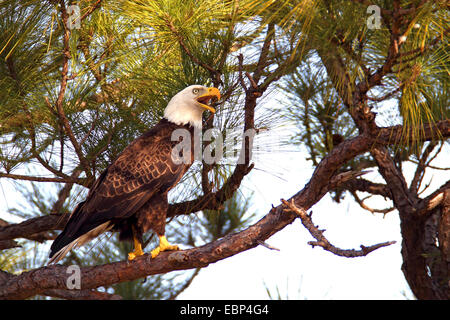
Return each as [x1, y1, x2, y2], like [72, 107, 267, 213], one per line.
[49, 126, 188, 261]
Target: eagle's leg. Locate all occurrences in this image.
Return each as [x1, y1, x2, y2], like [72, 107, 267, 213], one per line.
[151, 235, 179, 258]
[128, 226, 144, 261]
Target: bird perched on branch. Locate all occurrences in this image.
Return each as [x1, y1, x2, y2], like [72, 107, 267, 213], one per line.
[49, 85, 220, 264]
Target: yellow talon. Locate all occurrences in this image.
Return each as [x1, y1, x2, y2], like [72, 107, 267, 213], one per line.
[128, 235, 144, 261]
[151, 235, 179, 259]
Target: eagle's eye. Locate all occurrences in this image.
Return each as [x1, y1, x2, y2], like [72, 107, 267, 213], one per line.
[192, 88, 200, 95]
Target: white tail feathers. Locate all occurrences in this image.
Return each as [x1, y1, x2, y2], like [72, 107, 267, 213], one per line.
[48, 222, 113, 265]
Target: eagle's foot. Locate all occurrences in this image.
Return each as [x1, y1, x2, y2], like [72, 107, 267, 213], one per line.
[128, 235, 144, 261]
[128, 248, 144, 261]
[151, 235, 179, 259]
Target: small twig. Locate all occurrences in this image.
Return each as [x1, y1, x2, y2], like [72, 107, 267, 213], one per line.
[281, 199, 396, 257]
[237, 54, 248, 93]
[350, 191, 395, 217]
[407, 160, 450, 171]
[396, 28, 450, 60]
[257, 240, 280, 251]
[80, 0, 103, 21]
[409, 142, 438, 194]
[367, 85, 403, 102]
[253, 23, 274, 85]
[79, 109, 100, 146]
[328, 170, 371, 190]
[0, 172, 79, 184]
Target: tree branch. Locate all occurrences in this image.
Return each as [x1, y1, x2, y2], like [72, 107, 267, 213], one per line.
[371, 145, 417, 214]
[409, 142, 438, 195]
[0, 214, 68, 242]
[416, 180, 450, 216]
[0, 127, 378, 299]
[349, 191, 395, 216]
[339, 178, 392, 199]
[376, 119, 450, 145]
[0, 239, 20, 250]
[54, 1, 92, 180]
[0, 172, 80, 184]
[79, 0, 103, 21]
[281, 199, 396, 257]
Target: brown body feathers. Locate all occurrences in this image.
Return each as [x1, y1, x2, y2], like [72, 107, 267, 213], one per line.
[49, 118, 195, 263]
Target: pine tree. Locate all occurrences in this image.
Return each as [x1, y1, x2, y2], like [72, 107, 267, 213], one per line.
[0, 0, 448, 300]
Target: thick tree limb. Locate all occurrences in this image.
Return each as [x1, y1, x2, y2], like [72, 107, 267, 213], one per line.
[0, 208, 295, 299]
[417, 180, 450, 216]
[0, 131, 377, 299]
[371, 145, 416, 213]
[0, 269, 122, 300]
[376, 120, 450, 145]
[0, 240, 20, 250]
[0, 214, 67, 242]
[370, 133, 447, 300]
[0, 219, 54, 245]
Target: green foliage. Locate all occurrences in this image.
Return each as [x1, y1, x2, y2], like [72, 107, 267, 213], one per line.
[283, 60, 356, 166]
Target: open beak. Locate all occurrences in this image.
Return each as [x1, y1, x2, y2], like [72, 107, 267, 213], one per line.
[196, 87, 221, 113]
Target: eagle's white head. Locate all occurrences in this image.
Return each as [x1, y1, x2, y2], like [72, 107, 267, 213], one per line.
[164, 85, 221, 128]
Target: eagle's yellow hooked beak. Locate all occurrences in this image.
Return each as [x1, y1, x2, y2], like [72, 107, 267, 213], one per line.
[196, 87, 220, 113]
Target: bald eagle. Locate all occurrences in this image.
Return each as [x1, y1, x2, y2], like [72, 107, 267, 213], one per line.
[48, 85, 220, 264]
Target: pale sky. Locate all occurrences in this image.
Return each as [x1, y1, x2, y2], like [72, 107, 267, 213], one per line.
[178, 144, 448, 300]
